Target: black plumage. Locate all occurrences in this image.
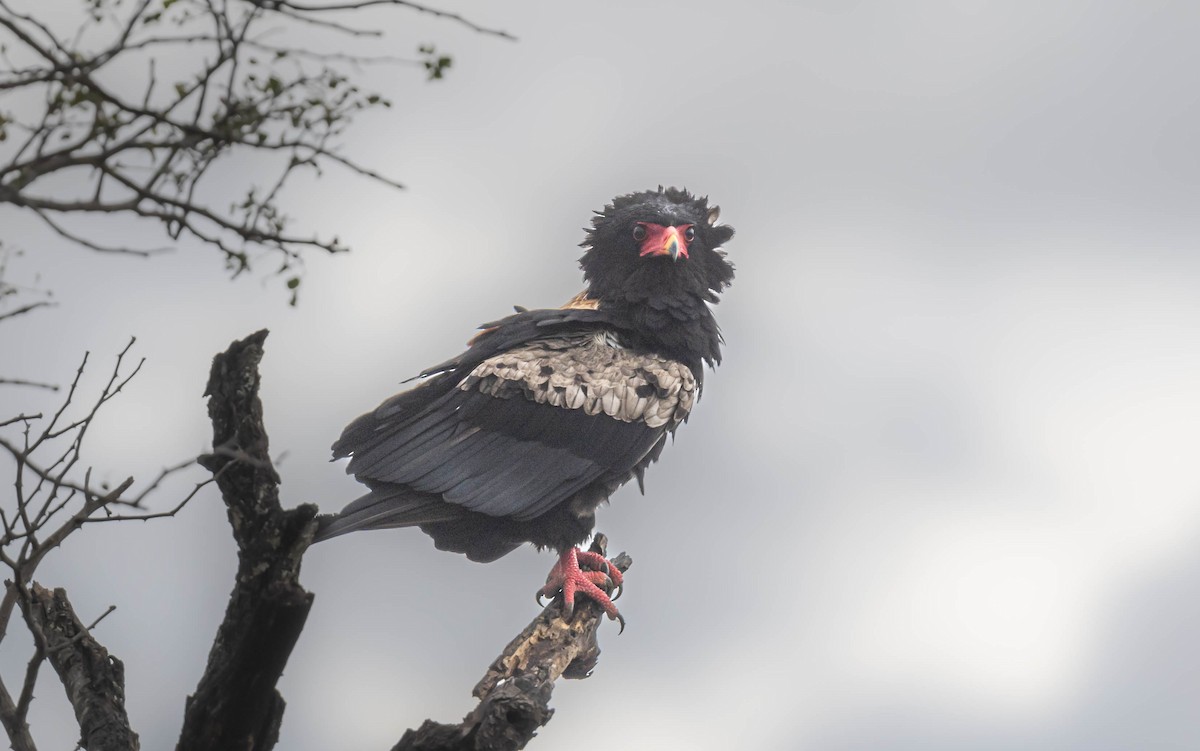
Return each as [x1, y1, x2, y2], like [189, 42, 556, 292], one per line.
[316, 187, 735, 616]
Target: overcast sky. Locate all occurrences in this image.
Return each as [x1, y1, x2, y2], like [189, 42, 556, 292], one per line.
[3, 1, 1200, 749]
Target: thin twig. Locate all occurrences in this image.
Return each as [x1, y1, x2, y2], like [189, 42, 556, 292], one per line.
[48, 604, 116, 654]
[0, 379, 58, 391]
[0, 302, 54, 323]
[259, 0, 517, 40]
[0, 414, 41, 428]
[14, 647, 43, 719]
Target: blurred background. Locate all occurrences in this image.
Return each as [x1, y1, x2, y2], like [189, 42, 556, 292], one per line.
[2, 1, 1199, 749]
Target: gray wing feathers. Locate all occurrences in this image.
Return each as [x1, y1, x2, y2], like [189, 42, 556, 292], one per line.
[330, 332, 696, 526]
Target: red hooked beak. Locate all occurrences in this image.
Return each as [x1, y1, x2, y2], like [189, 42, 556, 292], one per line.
[637, 223, 692, 261]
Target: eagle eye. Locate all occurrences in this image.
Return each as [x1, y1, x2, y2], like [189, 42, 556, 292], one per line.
[632, 224, 647, 242]
[684, 226, 696, 242]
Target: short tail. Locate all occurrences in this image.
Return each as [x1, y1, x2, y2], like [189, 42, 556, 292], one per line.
[312, 486, 462, 543]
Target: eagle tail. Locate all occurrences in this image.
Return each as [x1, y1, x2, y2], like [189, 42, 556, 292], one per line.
[313, 486, 462, 543]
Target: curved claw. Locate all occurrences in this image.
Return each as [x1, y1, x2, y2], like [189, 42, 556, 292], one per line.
[615, 612, 626, 635]
[536, 590, 548, 608]
[540, 547, 626, 629]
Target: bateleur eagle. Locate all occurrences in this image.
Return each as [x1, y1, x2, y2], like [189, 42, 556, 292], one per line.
[315, 187, 736, 626]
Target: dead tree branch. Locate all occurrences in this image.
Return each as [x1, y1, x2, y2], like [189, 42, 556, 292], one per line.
[396, 537, 632, 751]
[20, 583, 138, 751]
[248, 0, 515, 40]
[180, 329, 317, 751]
[0, 671, 36, 751]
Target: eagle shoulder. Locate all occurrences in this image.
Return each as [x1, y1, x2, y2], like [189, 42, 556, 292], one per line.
[457, 333, 696, 429]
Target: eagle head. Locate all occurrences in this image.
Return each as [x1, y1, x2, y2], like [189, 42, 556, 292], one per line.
[579, 187, 735, 306]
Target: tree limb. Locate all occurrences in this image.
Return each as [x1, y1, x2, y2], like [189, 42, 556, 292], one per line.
[0, 302, 54, 323]
[178, 330, 317, 751]
[20, 583, 138, 751]
[395, 537, 632, 751]
[0, 674, 37, 751]
[255, 0, 516, 40]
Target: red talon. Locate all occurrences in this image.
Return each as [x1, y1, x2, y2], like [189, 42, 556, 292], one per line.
[537, 546, 625, 630]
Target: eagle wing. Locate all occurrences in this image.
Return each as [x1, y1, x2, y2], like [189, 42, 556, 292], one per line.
[317, 312, 695, 547]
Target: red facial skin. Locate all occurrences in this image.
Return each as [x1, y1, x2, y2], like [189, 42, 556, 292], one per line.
[636, 223, 693, 261]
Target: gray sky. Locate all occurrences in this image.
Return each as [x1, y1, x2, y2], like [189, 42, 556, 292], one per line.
[3, 1, 1200, 749]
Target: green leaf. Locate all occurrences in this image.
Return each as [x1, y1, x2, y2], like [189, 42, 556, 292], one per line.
[418, 44, 454, 81]
[287, 277, 301, 306]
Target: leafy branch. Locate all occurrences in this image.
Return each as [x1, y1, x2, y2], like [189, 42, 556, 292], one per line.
[0, 0, 511, 302]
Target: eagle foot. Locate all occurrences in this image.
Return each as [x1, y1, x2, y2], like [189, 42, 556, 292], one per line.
[536, 546, 626, 633]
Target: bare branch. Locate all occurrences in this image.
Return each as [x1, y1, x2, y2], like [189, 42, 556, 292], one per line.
[255, 0, 517, 40]
[0, 339, 201, 643]
[85, 471, 214, 524]
[0, 414, 40, 429]
[241, 40, 417, 65]
[82, 604, 117, 634]
[0, 302, 54, 323]
[396, 537, 632, 751]
[20, 583, 139, 751]
[13, 648, 41, 732]
[29, 208, 170, 257]
[0, 675, 37, 751]
[250, 3, 382, 36]
[0, 242, 54, 327]
[0, 333, 210, 750]
[0, 379, 58, 391]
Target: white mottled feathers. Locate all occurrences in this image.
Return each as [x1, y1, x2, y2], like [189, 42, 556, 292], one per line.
[456, 332, 696, 429]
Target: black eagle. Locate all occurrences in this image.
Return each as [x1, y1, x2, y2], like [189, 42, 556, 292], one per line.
[315, 187, 736, 624]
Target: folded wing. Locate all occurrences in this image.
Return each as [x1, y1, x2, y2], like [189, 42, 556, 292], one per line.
[317, 318, 696, 551]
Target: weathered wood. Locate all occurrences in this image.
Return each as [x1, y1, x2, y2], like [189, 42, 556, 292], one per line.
[24, 583, 139, 751]
[393, 537, 631, 751]
[179, 330, 318, 751]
